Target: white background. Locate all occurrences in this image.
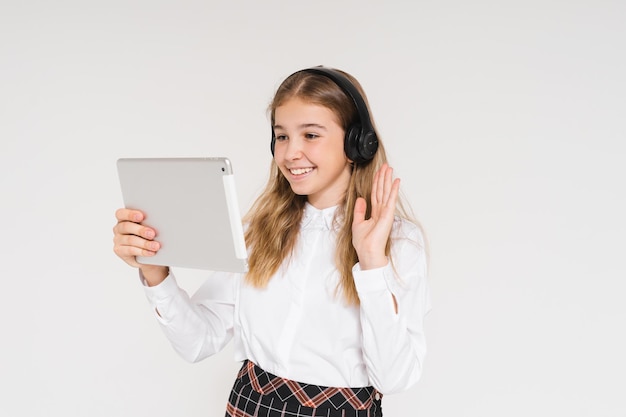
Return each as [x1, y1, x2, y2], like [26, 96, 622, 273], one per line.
[1, 1, 624, 416]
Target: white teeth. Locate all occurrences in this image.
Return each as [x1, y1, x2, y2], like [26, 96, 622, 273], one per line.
[290, 167, 313, 175]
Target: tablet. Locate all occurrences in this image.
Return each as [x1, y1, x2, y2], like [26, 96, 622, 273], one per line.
[117, 157, 248, 272]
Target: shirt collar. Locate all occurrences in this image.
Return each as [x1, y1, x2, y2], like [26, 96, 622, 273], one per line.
[302, 202, 341, 230]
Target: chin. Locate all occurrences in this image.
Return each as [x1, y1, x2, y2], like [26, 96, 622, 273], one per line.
[289, 185, 311, 197]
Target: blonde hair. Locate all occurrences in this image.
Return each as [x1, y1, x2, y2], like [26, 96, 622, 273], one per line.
[244, 68, 415, 305]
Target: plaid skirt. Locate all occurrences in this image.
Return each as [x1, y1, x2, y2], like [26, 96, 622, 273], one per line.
[225, 360, 383, 417]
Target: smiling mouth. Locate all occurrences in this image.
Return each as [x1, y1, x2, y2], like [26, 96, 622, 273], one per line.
[289, 167, 314, 175]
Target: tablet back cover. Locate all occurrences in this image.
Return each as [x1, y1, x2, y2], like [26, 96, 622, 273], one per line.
[117, 157, 248, 272]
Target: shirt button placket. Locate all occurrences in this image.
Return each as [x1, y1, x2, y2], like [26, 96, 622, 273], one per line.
[275, 215, 321, 369]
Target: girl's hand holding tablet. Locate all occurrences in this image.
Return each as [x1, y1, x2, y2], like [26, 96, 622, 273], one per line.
[113, 208, 168, 286]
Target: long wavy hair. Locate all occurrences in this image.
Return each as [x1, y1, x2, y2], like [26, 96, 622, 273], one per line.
[243, 68, 412, 305]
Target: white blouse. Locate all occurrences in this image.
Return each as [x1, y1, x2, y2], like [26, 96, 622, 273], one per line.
[143, 203, 431, 394]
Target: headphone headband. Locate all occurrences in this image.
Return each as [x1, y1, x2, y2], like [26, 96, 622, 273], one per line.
[300, 67, 374, 138]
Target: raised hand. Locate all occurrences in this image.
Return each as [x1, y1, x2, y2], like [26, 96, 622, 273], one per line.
[351, 164, 400, 270]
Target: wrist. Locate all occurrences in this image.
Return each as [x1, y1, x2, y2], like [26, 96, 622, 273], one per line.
[140, 265, 169, 287]
[358, 256, 388, 271]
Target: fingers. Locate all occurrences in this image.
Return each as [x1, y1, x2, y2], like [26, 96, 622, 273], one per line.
[113, 208, 160, 267]
[113, 239, 160, 268]
[372, 164, 391, 204]
[113, 217, 156, 241]
[353, 197, 367, 225]
[114, 233, 161, 254]
[114, 208, 156, 239]
[115, 207, 144, 223]
[371, 164, 400, 216]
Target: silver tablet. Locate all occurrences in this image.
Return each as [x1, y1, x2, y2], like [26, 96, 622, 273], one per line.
[117, 157, 248, 272]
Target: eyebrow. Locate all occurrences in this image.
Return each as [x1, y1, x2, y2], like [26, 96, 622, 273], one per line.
[273, 123, 327, 131]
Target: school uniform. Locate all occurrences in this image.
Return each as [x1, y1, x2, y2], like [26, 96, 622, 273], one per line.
[142, 203, 431, 416]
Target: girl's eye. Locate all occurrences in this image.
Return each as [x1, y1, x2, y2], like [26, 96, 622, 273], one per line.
[305, 133, 319, 139]
[275, 134, 287, 141]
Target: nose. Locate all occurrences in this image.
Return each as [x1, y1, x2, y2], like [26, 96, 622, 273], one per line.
[284, 138, 303, 160]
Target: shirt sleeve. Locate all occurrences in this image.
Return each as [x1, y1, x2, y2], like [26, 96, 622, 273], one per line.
[141, 269, 237, 363]
[352, 220, 431, 394]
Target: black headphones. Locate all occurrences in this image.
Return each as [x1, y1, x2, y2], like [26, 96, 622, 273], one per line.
[270, 66, 379, 164]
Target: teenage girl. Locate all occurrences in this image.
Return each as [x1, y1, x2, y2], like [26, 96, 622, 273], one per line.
[113, 66, 430, 417]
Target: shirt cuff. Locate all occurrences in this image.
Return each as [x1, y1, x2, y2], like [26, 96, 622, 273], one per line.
[352, 261, 391, 294]
[140, 270, 180, 305]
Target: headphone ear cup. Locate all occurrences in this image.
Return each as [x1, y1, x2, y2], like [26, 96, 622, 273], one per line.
[344, 124, 363, 163]
[270, 128, 276, 156]
[344, 124, 378, 164]
[359, 130, 379, 162]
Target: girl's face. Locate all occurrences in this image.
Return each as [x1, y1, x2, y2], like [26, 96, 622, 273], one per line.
[273, 98, 352, 209]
